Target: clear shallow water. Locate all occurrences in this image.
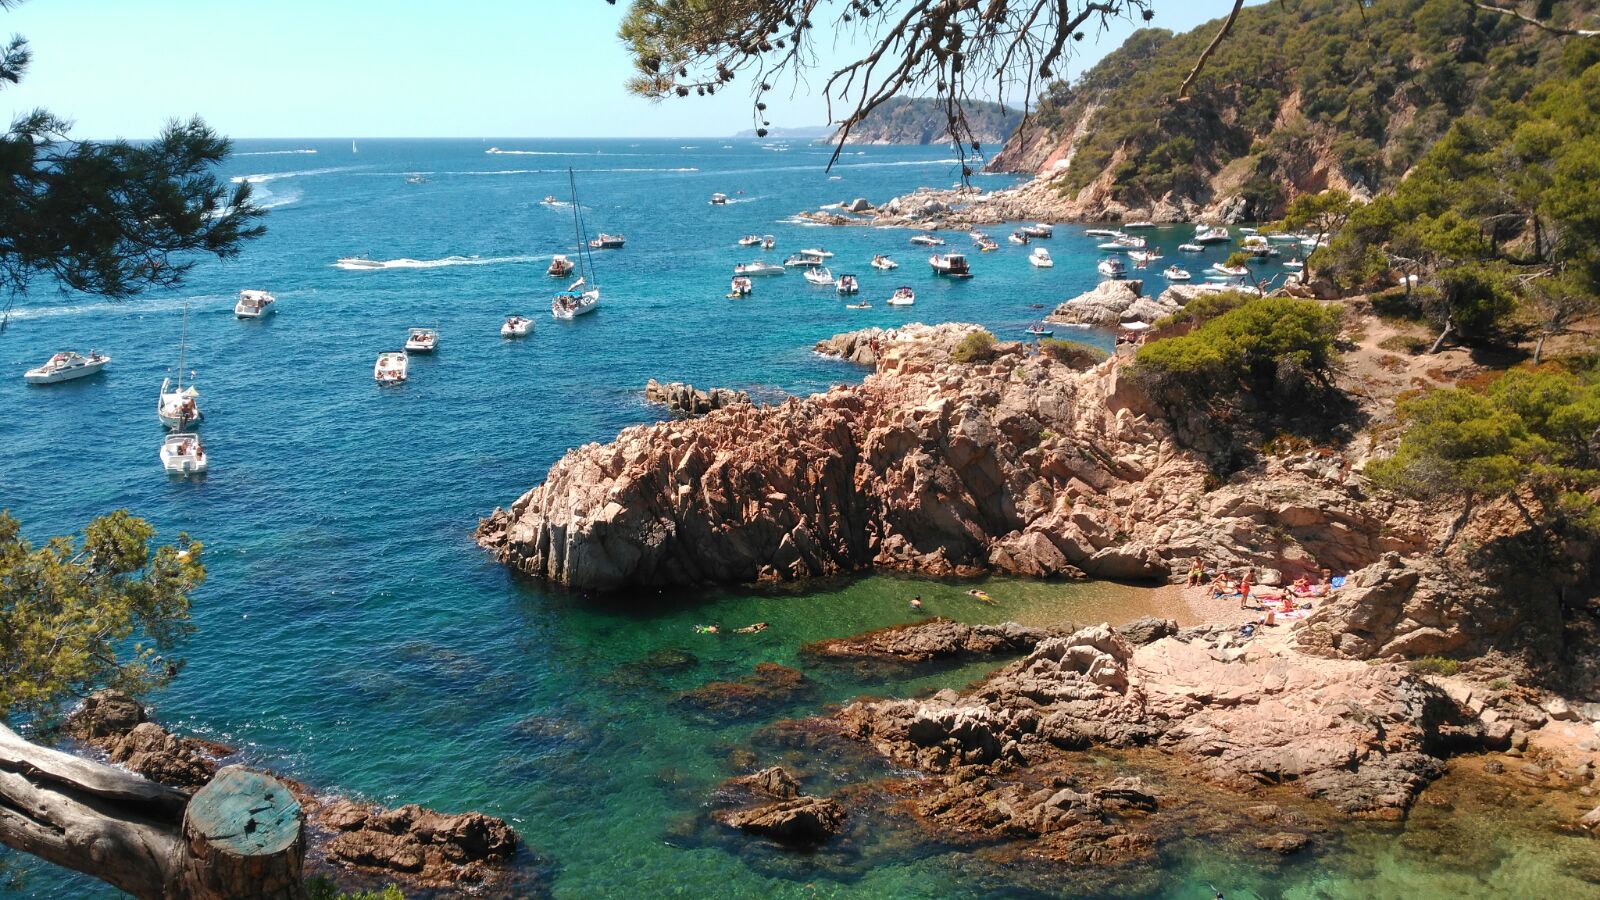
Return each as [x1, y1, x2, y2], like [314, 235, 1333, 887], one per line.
[0, 139, 1579, 899]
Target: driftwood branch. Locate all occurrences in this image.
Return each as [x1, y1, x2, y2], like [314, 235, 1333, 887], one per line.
[1179, 0, 1246, 98]
[1475, 3, 1600, 36]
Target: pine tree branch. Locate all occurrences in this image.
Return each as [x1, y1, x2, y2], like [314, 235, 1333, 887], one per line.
[1474, 3, 1600, 37]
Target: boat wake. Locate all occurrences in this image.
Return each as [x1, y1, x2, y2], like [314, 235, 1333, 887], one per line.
[485, 149, 647, 157]
[231, 166, 355, 185]
[453, 167, 699, 176]
[5, 293, 229, 323]
[236, 149, 319, 157]
[332, 254, 543, 271]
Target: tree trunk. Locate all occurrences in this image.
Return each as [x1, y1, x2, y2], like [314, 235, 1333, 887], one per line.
[1436, 495, 1474, 556]
[0, 725, 306, 899]
[1429, 315, 1455, 354]
[1533, 332, 1547, 365]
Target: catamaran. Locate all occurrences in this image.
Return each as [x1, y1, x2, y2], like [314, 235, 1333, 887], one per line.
[25, 351, 111, 385]
[234, 289, 276, 319]
[157, 301, 201, 429]
[554, 169, 603, 319]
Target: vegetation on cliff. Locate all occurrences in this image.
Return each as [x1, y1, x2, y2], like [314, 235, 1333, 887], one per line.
[993, 0, 1579, 218]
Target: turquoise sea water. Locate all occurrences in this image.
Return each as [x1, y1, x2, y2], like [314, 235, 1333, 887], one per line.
[1, 140, 1588, 898]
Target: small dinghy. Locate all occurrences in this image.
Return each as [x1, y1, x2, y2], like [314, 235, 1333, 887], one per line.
[374, 351, 408, 384]
[870, 254, 898, 271]
[799, 247, 833, 258]
[1283, 257, 1305, 270]
[845, 300, 871, 310]
[1128, 249, 1164, 265]
[1178, 243, 1205, 253]
[888, 287, 916, 306]
[761, 235, 776, 250]
[737, 234, 762, 247]
[548, 255, 576, 277]
[1028, 248, 1053, 268]
[1163, 266, 1192, 282]
[501, 315, 533, 337]
[1026, 325, 1054, 337]
[25, 351, 110, 385]
[1209, 263, 1251, 277]
[404, 327, 438, 353]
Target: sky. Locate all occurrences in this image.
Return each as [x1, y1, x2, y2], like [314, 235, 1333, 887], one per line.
[0, 1, 1256, 139]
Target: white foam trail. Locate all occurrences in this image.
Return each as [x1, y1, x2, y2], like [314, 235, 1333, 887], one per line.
[5, 294, 229, 323]
[448, 167, 698, 176]
[237, 149, 319, 157]
[332, 254, 544, 271]
[485, 149, 648, 157]
[231, 166, 354, 185]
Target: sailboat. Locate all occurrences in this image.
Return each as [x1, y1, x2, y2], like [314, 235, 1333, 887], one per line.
[351, 139, 359, 154]
[157, 300, 202, 429]
[552, 168, 601, 320]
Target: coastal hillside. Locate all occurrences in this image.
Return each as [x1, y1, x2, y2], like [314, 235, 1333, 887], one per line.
[984, 0, 1580, 221]
[836, 96, 1022, 146]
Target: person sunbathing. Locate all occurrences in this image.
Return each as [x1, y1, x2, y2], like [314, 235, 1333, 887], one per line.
[1208, 574, 1235, 599]
[1291, 575, 1313, 595]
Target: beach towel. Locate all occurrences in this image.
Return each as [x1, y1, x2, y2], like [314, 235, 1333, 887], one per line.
[1330, 576, 1346, 589]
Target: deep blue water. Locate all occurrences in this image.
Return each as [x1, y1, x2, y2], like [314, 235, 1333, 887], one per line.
[5, 139, 1565, 899]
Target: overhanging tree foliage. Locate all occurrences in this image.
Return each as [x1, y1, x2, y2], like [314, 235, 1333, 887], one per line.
[0, 511, 202, 726]
[0, 6, 262, 320]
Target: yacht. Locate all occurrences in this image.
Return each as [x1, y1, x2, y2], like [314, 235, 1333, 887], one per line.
[159, 432, 207, 476]
[909, 234, 945, 247]
[336, 256, 386, 270]
[374, 351, 408, 384]
[234, 289, 276, 319]
[1021, 223, 1055, 239]
[710, 192, 729, 205]
[1085, 228, 1119, 238]
[157, 300, 201, 429]
[1098, 258, 1127, 278]
[798, 247, 833, 258]
[404, 327, 438, 353]
[1028, 248, 1054, 268]
[804, 266, 835, 286]
[737, 235, 763, 247]
[1209, 262, 1251, 277]
[887, 287, 915, 306]
[1124, 221, 1155, 230]
[929, 253, 972, 277]
[1178, 242, 1205, 253]
[734, 260, 785, 276]
[548, 255, 576, 277]
[1193, 225, 1231, 244]
[870, 254, 899, 271]
[1008, 231, 1030, 245]
[501, 315, 533, 338]
[555, 169, 604, 319]
[1163, 266, 1192, 281]
[728, 276, 753, 297]
[835, 273, 859, 295]
[25, 351, 110, 385]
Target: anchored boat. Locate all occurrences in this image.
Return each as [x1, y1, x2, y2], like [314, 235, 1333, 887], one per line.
[25, 351, 110, 385]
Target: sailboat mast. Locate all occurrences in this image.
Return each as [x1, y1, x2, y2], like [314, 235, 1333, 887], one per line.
[567, 168, 587, 284]
[177, 300, 188, 390]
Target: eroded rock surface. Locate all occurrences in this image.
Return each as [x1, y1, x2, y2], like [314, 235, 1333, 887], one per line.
[802, 617, 1057, 663]
[645, 379, 751, 416]
[312, 799, 519, 888]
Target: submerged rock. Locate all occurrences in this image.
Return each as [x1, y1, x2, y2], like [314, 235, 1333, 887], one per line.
[802, 617, 1058, 663]
[315, 799, 519, 886]
[717, 796, 846, 846]
[675, 663, 812, 721]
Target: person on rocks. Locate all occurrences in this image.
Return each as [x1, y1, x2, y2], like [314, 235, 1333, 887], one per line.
[1238, 569, 1256, 610]
[1291, 574, 1314, 595]
[1208, 572, 1235, 600]
[1186, 559, 1207, 586]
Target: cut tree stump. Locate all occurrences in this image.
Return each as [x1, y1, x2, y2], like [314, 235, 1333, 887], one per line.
[180, 767, 307, 900]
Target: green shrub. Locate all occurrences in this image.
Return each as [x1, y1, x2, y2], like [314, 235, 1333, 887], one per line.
[1039, 338, 1108, 369]
[307, 878, 404, 900]
[1133, 296, 1342, 406]
[1154, 290, 1252, 329]
[1406, 656, 1460, 677]
[951, 330, 998, 363]
[1370, 286, 1426, 322]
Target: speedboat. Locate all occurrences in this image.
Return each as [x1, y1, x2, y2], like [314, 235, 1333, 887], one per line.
[1098, 258, 1127, 278]
[1163, 266, 1192, 281]
[542, 195, 561, 205]
[710, 193, 729, 205]
[1085, 228, 1119, 238]
[1029, 248, 1054, 268]
[588, 233, 625, 249]
[888, 287, 915, 306]
[967, 231, 991, 242]
[234, 289, 276, 319]
[1209, 263, 1251, 277]
[374, 351, 408, 384]
[870, 254, 898, 271]
[159, 432, 207, 475]
[1097, 241, 1130, 251]
[548, 255, 576, 277]
[799, 247, 833, 258]
[1240, 236, 1276, 256]
[737, 235, 763, 247]
[929, 253, 971, 277]
[157, 378, 201, 429]
[909, 234, 945, 247]
[1193, 225, 1231, 244]
[1021, 223, 1055, 239]
[1265, 232, 1300, 243]
[25, 351, 110, 385]
[405, 174, 428, 185]
[1026, 325, 1055, 337]
[835, 273, 859, 295]
[1300, 236, 1327, 250]
[1283, 257, 1305, 271]
[728, 276, 753, 297]
[735, 260, 785, 276]
[1124, 221, 1155, 229]
[404, 327, 438, 353]
[336, 256, 386, 269]
[1128, 249, 1163, 264]
[783, 254, 821, 268]
[761, 235, 776, 250]
[1178, 243, 1205, 253]
[804, 266, 835, 286]
[1239, 227, 1258, 235]
[502, 315, 533, 337]
[1008, 231, 1030, 245]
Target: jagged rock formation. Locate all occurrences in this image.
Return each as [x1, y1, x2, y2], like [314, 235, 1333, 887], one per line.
[1043, 280, 1187, 327]
[802, 618, 1059, 663]
[644, 379, 751, 416]
[479, 323, 1426, 592]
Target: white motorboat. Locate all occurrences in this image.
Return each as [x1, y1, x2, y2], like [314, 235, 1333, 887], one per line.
[1283, 258, 1305, 270]
[1097, 241, 1130, 251]
[761, 235, 776, 250]
[1265, 232, 1300, 243]
[735, 260, 785, 276]
[835, 273, 859, 295]
[1300, 236, 1327, 250]
[710, 192, 729, 205]
[404, 327, 438, 353]
[1209, 263, 1251, 277]
[542, 195, 561, 205]
[728, 276, 753, 297]
[159, 432, 207, 475]
[887, 287, 915, 306]
[1193, 225, 1231, 244]
[1128, 249, 1164, 264]
[1240, 236, 1276, 256]
[1098, 258, 1127, 278]
[967, 231, 991, 242]
[1178, 243, 1205, 253]
[737, 235, 763, 247]
[1008, 230, 1031, 246]
[234, 289, 276, 319]
[909, 234, 945, 247]
[1029, 248, 1054, 268]
[1085, 228, 1119, 238]
[588, 233, 625, 249]
[798, 247, 833, 258]
[804, 266, 835, 286]
[25, 351, 110, 385]
[502, 315, 533, 337]
[1239, 227, 1258, 235]
[548, 255, 576, 277]
[784, 254, 821, 268]
[374, 350, 408, 383]
[1124, 221, 1155, 229]
[336, 256, 386, 269]
[929, 253, 971, 277]
[1163, 266, 1192, 281]
[1021, 223, 1055, 239]
[405, 174, 428, 185]
[554, 169, 604, 320]
[870, 254, 899, 271]
[157, 301, 201, 429]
